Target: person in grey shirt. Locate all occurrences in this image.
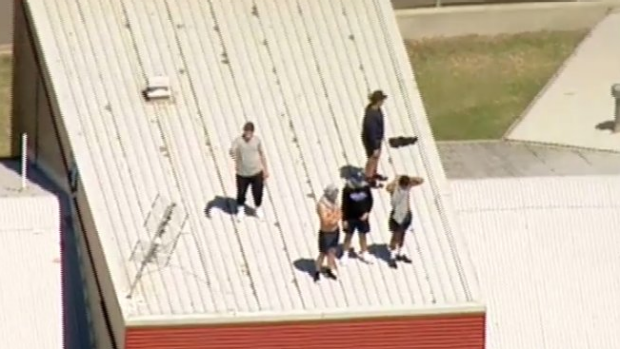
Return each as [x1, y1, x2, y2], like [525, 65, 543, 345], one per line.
[385, 175, 424, 269]
[229, 122, 269, 220]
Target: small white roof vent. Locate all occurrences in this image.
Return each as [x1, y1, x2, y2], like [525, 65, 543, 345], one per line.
[144, 75, 171, 101]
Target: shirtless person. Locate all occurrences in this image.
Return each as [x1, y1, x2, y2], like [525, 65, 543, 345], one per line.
[386, 175, 424, 269]
[314, 184, 342, 282]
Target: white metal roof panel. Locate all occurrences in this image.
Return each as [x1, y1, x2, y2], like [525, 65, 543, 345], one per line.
[0, 164, 49, 196]
[0, 161, 60, 230]
[26, 0, 480, 320]
[452, 176, 620, 349]
[0, 196, 62, 349]
[0, 195, 60, 231]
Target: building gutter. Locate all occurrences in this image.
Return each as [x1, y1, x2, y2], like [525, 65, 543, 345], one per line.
[126, 302, 486, 327]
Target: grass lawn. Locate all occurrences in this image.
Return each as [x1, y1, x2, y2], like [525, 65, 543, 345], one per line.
[408, 30, 588, 140]
[0, 54, 12, 157]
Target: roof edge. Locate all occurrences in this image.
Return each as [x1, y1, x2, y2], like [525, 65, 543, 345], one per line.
[451, 174, 620, 184]
[126, 303, 486, 327]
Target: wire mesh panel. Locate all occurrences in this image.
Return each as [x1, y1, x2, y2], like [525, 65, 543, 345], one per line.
[127, 194, 188, 299]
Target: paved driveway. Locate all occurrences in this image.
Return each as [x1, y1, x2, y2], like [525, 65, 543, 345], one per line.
[0, 0, 13, 47]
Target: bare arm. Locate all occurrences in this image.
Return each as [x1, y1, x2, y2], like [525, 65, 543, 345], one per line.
[317, 202, 327, 223]
[258, 140, 268, 174]
[229, 139, 238, 159]
[229, 139, 240, 173]
[385, 176, 400, 195]
[411, 176, 424, 186]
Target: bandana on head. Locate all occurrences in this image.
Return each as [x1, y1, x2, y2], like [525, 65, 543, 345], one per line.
[321, 184, 339, 205]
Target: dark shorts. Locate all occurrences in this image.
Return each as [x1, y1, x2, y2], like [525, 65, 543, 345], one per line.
[363, 140, 381, 158]
[318, 229, 340, 253]
[344, 219, 370, 235]
[388, 211, 413, 233]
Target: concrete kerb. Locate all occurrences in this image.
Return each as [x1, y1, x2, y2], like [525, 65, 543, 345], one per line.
[504, 138, 620, 154]
[438, 138, 620, 154]
[437, 139, 502, 145]
[395, 1, 620, 40]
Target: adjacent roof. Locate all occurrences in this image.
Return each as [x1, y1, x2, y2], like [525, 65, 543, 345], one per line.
[452, 176, 620, 349]
[438, 140, 620, 179]
[0, 163, 63, 349]
[27, 0, 480, 323]
[0, 160, 60, 229]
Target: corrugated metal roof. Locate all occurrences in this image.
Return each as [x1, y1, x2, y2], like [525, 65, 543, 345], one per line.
[0, 195, 63, 349]
[26, 0, 480, 320]
[0, 161, 60, 231]
[0, 166, 46, 197]
[438, 140, 620, 179]
[0, 195, 60, 231]
[0, 161, 90, 348]
[452, 176, 620, 349]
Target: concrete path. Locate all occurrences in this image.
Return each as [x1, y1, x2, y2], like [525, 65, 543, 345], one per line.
[506, 11, 620, 152]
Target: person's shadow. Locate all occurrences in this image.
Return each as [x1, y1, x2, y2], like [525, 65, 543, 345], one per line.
[368, 243, 391, 265]
[293, 258, 316, 277]
[204, 196, 237, 217]
[596, 120, 616, 132]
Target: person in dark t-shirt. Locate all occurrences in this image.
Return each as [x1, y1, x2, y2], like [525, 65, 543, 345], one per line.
[340, 170, 374, 264]
[361, 90, 388, 188]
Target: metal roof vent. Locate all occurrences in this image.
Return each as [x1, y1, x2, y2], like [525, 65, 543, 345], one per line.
[144, 76, 171, 101]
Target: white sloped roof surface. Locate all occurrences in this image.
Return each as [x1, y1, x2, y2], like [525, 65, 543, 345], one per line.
[26, 0, 480, 320]
[452, 176, 620, 349]
[0, 195, 62, 349]
[0, 161, 61, 230]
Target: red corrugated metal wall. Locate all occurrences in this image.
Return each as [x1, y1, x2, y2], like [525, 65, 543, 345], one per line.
[126, 312, 485, 349]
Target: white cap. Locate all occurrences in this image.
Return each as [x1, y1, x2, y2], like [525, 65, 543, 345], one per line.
[324, 183, 339, 195]
[322, 184, 339, 204]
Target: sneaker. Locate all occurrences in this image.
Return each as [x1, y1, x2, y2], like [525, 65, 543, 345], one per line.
[254, 207, 263, 220]
[396, 254, 413, 264]
[324, 269, 338, 280]
[313, 271, 321, 282]
[389, 258, 398, 269]
[235, 205, 245, 222]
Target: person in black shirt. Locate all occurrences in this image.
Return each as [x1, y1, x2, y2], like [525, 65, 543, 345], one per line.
[361, 90, 388, 188]
[340, 170, 375, 264]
